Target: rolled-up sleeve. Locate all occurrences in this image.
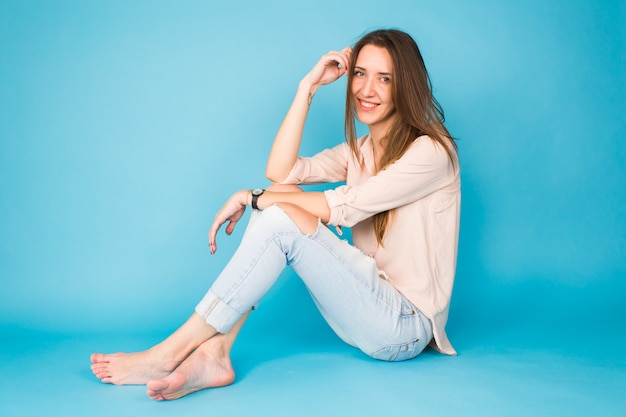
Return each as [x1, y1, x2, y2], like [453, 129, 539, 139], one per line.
[280, 143, 351, 185]
[324, 138, 454, 227]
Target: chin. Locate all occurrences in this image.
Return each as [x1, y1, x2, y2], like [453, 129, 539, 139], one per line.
[356, 112, 380, 126]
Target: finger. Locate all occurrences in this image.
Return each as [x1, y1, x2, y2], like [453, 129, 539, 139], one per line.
[327, 52, 346, 67]
[327, 48, 350, 64]
[225, 220, 237, 236]
[208, 220, 222, 254]
[208, 236, 216, 253]
[338, 47, 353, 71]
[336, 47, 351, 59]
[321, 50, 345, 68]
[341, 47, 353, 68]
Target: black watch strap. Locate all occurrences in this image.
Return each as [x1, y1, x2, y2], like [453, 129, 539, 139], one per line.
[251, 188, 265, 210]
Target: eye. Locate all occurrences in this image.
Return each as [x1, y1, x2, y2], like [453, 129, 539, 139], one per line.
[380, 76, 391, 83]
[354, 70, 365, 77]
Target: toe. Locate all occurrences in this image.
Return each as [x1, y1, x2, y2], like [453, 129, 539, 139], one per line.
[91, 364, 108, 375]
[147, 389, 164, 400]
[146, 379, 169, 392]
[90, 353, 108, 363]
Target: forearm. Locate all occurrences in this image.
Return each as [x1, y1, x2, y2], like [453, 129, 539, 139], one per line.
[210, 188, 330, 254]
[266, 47, 351, 184]
[266, 80, 317, 183]
[252, 189, 331, 223]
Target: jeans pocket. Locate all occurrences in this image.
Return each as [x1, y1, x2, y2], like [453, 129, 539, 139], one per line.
[369, 338, 421, 362]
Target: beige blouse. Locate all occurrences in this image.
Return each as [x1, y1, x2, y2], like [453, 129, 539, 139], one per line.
[282, 135, 461, 355]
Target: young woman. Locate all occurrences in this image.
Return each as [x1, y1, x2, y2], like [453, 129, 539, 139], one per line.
[91, 28, 460, 401]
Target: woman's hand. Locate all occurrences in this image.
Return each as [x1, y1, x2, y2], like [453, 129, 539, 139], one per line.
[302, 47, 352, 91]
[208, 190, 249, 254]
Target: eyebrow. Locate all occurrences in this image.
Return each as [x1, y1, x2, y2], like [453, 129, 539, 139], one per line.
[354, 65, 392, 76]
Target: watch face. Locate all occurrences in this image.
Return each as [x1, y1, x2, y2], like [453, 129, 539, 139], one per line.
[252, 188, 264, 196]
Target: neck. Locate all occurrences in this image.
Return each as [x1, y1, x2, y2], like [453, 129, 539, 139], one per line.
[367, 113, 396, 148]
[370, 135, 384, 171]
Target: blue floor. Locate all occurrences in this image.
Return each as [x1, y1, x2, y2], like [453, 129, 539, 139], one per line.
[1, 1, 624, 416]
[2, 292, 624, 417]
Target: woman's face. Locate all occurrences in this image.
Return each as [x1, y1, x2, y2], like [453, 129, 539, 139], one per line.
[351, 44, 395, 137]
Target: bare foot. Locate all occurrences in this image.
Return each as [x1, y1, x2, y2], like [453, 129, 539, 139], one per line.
[146, 338, 235, 400]
[90, 349, 182, 385]
[90, 313, 222, 386]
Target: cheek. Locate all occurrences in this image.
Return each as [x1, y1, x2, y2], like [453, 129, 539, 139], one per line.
[381, 86, 393, 102]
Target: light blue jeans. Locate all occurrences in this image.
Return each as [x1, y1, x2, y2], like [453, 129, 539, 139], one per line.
[196, 205, 433, 361]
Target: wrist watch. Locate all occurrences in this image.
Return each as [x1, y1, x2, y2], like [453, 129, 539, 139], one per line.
[251, 188, 265, 210]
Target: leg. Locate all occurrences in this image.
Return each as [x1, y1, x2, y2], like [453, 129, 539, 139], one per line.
[195, 203, 431, 363]
[290, 220, 433, 360]
[146, 311, 249, 400]
[283, 210, 433, 360]
[90, 313, 219, 385]
[90, 185, 299, 387]
[144, 186, 309, 399]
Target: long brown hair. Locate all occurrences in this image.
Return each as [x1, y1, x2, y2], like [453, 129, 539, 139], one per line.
[344, 29, 457, 245]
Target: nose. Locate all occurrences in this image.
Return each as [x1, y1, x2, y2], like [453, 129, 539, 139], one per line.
[362, 77, 375, 97]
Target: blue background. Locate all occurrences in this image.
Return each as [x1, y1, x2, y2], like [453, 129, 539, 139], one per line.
[1, 0, 624, 416]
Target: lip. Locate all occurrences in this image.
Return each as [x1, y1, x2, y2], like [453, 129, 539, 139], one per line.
[357, 99, 379, 112]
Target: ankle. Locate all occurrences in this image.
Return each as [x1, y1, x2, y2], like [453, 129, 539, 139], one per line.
[201, 337, 232, 358]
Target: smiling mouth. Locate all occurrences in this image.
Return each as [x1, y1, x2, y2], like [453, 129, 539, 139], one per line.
[358, 99, 379, 110]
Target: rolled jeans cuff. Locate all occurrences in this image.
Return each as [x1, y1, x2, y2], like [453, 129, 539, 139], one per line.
[195, 290, 242, 334]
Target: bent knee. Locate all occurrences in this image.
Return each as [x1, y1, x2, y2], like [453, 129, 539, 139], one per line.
[274, 203, 319, 235]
